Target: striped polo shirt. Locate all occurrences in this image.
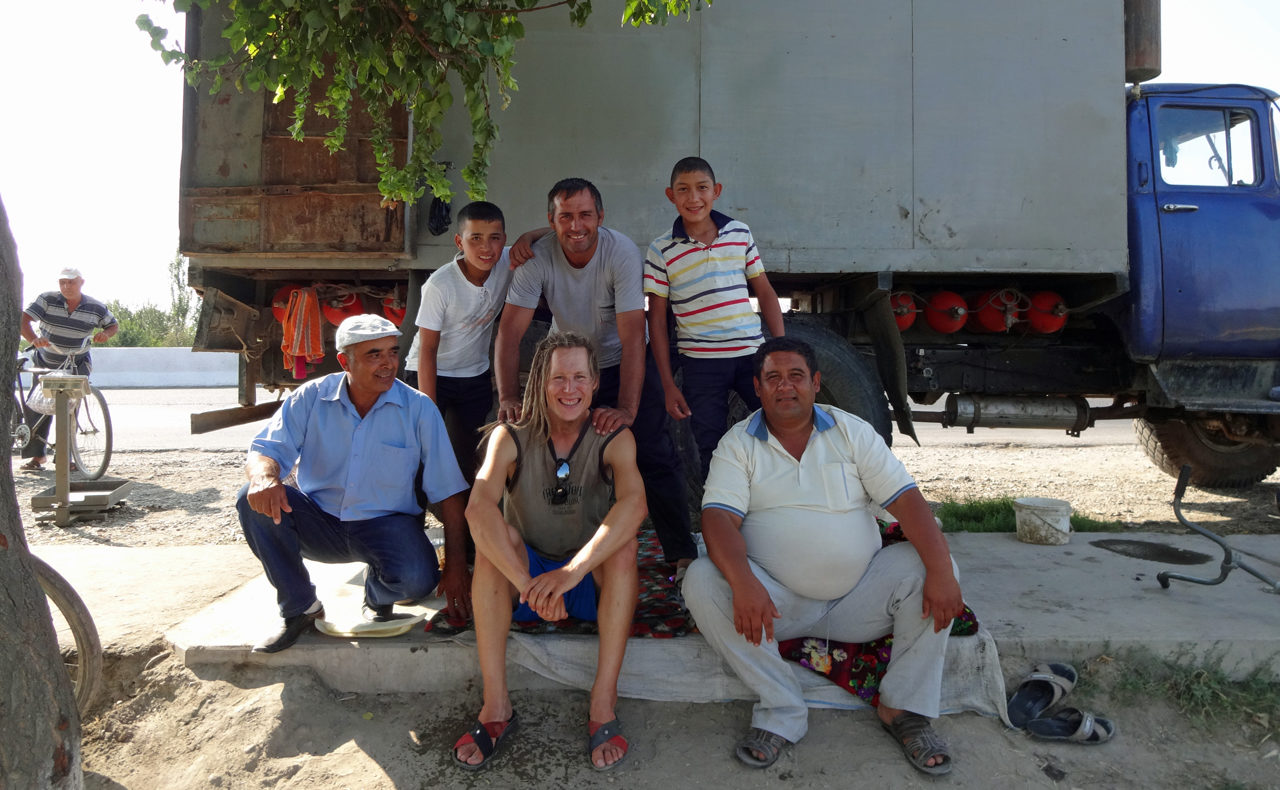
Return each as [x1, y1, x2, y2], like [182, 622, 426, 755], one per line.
[24, 292, 117, 367]
[643, 210, 766, 358]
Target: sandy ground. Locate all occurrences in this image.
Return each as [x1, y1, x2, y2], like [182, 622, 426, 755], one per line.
[17, 442, 1280, 789]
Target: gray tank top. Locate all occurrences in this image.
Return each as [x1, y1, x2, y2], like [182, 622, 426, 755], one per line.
[503, 419, 620, 561]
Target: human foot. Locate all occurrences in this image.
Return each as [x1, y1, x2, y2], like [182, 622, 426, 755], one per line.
[588, 718, 629, 770]
[452, 708, 519, 770]
[878, 708, 951, 776]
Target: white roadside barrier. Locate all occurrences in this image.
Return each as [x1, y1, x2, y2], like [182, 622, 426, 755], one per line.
[83, 347, 238, 389]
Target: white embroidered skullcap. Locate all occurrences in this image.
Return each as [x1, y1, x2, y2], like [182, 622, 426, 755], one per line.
[58, 267, 83, 280]
[335, 313, 400, 352]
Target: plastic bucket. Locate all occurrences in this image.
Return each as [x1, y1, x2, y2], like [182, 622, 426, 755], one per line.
[1013, 497, 1072, 545]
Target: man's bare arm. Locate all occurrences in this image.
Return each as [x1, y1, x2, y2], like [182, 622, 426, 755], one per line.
[416, 327, 441, 400]
[646, 296, 691, 420]
[434, 490, 473, 620]
[701, 506, 781, 645]
[494, 304, 536, 423]
[244, 452, 291, 524]
[593, 309, 646, 434]
[464, 426, 531, 590]
[749, 272, 786, 339]
[885, 487, 963, 632]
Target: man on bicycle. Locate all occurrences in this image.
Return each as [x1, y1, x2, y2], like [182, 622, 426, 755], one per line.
[18, 266, 117, 471]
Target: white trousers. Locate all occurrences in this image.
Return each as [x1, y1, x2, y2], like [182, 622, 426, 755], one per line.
[682, 541, 956, 743]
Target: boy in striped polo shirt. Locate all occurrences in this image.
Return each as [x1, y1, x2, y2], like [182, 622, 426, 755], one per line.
[644, 157, 785, 479]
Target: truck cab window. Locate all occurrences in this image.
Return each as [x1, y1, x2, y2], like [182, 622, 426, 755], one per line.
[1158, 107, 1257, 187]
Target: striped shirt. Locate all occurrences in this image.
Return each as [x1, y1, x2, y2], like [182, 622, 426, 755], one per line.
[24, 292, 117, 369]
[644, 211, 766, 358]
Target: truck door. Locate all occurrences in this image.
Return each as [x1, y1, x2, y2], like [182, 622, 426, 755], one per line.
[1150, 95, 1280, 358]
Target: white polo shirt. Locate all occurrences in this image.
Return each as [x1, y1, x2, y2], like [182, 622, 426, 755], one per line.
[702, 405, 916, 600]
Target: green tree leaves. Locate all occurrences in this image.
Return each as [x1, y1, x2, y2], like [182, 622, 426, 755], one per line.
[138, 0, 707, 204]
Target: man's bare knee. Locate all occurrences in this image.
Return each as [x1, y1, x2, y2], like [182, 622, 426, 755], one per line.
[596, 539, 639, 582]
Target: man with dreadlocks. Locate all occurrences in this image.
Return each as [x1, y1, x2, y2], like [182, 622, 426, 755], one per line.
[454, 331, 645, 772]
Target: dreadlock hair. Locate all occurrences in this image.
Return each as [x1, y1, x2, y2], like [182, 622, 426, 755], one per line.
[483, 330, 598, 444]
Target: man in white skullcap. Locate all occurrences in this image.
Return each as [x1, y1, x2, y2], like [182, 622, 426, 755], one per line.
[238, 314, 472, 652]
[18, 267, 118, 470]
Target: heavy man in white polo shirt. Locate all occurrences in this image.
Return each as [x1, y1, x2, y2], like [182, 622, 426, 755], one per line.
[683, 337, 963, 776]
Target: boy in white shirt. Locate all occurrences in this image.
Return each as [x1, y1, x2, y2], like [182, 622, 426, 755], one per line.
[411, 201, 513, 482]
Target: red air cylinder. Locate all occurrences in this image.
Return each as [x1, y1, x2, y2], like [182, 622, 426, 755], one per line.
[924, 291, 967, 334]
[271, 284, 303, 323]
[322, 292, 363, 326]
[968, 289, 1022, 333]
[1025, 291, 1068, 334]
[890, 292, 917, 331]
[382, 296, 407, 326]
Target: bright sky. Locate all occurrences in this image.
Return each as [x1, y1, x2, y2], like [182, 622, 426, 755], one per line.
[1, 0, 1278, 310]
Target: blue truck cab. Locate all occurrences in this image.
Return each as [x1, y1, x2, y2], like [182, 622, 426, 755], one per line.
[1122, 84, 1280, 485]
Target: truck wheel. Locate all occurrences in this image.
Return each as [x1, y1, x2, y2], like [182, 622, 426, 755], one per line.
[1134, 418, 1280, 488]
[784, 319, 893, 445]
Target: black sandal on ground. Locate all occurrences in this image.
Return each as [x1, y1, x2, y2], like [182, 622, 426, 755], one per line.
[452, 710, 520, 771]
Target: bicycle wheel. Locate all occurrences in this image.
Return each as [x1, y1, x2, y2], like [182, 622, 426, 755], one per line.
[70, 386, 112, 480]
[10, 391, 29, 451]
[32, 555, 103, 717]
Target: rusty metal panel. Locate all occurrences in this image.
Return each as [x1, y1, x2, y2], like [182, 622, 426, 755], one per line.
[260, 192, 404, 253]
[262, 137, 358, 185]
[184, 196, 261, 252]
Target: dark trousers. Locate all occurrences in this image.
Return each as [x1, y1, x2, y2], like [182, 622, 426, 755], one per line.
[681, 354, 761, 480]
[236, 484, 440, 618]
[596, 349, 697, 563]
[402, 370, 493, 483]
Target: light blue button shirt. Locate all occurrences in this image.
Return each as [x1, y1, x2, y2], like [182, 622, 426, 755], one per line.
[250, 373, 468, 521]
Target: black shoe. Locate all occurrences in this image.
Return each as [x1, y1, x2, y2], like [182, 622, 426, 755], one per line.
[253, 607, 324, 653]
[363, 601, 394, 623]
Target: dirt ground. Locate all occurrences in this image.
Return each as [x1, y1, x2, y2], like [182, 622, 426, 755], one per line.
[17, 439, 1280, 789]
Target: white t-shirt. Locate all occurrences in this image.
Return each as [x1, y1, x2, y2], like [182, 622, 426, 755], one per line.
[504, 227, 646, 368]
[702, 405, 917, 600]
[407, 250, 513, 376]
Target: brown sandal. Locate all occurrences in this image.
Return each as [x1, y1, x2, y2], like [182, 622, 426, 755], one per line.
[19, 458, 44, 471]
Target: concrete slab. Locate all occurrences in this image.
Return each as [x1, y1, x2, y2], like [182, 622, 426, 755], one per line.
[29, 531, 1280, 701]
[29, 544, 263, 653]
[156, 532, 1280, 697]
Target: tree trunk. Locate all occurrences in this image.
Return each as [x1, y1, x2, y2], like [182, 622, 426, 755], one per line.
[0, 195, 84, 787]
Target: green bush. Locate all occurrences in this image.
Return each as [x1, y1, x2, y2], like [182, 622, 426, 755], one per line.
[935, 497, 1125, 533]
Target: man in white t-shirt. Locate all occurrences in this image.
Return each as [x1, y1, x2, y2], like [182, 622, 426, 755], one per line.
[406, 201, 513, 482]
[493, 178, 696, 567]
[683, 337, 963, 775]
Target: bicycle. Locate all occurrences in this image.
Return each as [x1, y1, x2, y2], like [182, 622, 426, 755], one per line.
[31, 554, 103, 717]
[13, 341, 113, 479]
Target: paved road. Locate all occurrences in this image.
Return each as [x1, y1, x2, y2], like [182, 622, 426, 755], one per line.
[98, 387, 1142, 452]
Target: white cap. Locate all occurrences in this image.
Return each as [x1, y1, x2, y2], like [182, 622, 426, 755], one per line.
[335, 313, 400, 352]
[58, 267, 83, 280]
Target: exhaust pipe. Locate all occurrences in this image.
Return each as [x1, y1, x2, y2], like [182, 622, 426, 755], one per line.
[943, 395, 1091, 434]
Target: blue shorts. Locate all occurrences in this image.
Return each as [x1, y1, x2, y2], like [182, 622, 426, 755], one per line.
[512, 545, 599, 622]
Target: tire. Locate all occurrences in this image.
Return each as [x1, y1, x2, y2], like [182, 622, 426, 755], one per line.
[11, 391, 29, 451]
[70, 386, 112, 480]
[784, 319, 893, 445]
[1135, 417, 1280, 489]
[33, 555, 103, 718]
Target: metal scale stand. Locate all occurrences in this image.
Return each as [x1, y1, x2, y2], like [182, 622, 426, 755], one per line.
[30, 374, 132, 527]
[1159, 465, 1280, 593]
